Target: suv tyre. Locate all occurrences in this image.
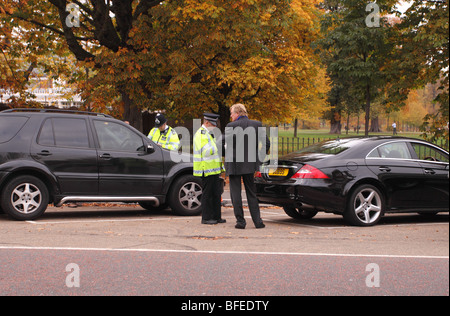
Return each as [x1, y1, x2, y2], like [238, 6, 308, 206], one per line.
[139, 201, 168, 211]
[1, 176, 49, 221]
[169, 175, 202, 216]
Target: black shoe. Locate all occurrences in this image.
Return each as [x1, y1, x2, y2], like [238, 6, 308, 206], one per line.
[202, 220, 218, 225]
[217, 219, 226, 224]
[255, 223, 265, 229]
[235, 223, 246, 229]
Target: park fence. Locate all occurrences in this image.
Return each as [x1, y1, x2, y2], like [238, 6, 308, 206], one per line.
[278, 136, 449, 156]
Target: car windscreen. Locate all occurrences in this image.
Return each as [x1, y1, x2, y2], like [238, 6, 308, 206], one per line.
[294, 139, 358, 155]
[0, 116, 29, 143]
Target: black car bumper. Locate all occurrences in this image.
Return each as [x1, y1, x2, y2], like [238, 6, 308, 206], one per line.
[255, 179, 346, 214]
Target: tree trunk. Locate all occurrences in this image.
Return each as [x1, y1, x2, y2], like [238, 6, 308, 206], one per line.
[329, 109, 342, 134]
[217, 102, 230, 132]
[346, 113, 350, 135]
[364, 85, 371, 137]
[121, 90, 142, 132]
[369, 116, 382, 133]
[294, 118, 298, 138]
[356, 114, 361, 134]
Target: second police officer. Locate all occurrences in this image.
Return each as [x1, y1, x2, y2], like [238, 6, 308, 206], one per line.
[193, 113, 225, 225]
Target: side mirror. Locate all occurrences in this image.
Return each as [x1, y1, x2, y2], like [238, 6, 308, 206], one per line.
[147, 144, 155, 154]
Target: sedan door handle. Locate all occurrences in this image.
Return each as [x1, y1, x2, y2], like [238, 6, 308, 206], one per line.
[379, 166, 391, 172]
[424, 168, 436, 175]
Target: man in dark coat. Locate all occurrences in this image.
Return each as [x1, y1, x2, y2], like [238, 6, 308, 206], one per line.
[223, 103, 270, 229]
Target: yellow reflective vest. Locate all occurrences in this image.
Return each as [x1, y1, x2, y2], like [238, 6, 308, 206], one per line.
[148, 126, 180, 151]
[193, 126, 224, 177]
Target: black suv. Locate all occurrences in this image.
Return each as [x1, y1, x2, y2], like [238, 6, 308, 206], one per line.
[0, 109, 203, 220]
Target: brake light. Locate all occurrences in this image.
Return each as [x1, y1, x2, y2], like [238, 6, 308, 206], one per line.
[292, 164, 329, 179]
[254, 171, 262, 178]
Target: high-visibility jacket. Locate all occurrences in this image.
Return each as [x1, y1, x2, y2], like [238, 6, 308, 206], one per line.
[193, 126, 224, 177]
[148, 126, 180, 151]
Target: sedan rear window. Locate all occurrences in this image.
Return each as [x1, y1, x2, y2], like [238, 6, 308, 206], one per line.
[0, 116, 29, 143]
[367, 142, 412, 159]
[295, 139, 355, 155]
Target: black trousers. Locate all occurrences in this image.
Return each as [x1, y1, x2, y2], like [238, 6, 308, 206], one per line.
[229, 174, 263, 227]
[201, 174, 222, 221]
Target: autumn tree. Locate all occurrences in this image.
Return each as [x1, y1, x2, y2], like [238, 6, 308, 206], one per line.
[2, 0, 328, 132]
[393, 0, 449, 143]
[318, 0, 400, 136]
[131, 0, 328, 129]
[1, 2, 43, 106]
[1, 0, 162, 131]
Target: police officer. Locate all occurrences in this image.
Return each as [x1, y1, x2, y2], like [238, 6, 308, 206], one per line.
[193, 113, 225, 225]
[148, 113, 180, 151]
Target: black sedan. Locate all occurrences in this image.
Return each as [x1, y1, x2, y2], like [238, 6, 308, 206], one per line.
[255, 137, 449, 226]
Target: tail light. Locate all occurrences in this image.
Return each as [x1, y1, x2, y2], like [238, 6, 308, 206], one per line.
[291, 164, 329, 179]
[254, 171, 262, 178]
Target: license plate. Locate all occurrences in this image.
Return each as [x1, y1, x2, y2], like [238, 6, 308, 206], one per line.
[268, 168, 289, 177]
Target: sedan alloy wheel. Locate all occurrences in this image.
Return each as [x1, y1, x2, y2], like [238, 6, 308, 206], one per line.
[345, 184, 384, 226]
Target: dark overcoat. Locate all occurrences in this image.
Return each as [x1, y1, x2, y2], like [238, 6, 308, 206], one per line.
[222, 116, 270, 176]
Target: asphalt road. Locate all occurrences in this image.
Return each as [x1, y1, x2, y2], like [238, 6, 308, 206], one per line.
[0, 205, 448, 297]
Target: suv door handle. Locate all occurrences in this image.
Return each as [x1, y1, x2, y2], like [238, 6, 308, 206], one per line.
[379, 166, 391, 172]
[424, 168, 436, 175]
[37, 150, 52, 156]
[99, 153, 112, 159]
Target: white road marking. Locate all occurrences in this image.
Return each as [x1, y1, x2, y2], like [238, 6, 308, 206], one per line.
[0, 245, 448, 260]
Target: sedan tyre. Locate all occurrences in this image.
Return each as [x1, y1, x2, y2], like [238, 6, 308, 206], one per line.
[1, 176, 49, 221]
[283, 206, 318, 220]
[344, 184, 384, 226]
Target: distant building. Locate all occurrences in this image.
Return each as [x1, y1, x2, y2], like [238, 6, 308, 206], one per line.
[0, 76, 82, 108]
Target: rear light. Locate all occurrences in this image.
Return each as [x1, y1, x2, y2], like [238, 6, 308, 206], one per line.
[291, 164, 329, 179]
[254, 171, 262, 178]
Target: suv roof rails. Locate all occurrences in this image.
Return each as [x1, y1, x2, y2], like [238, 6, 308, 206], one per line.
[1, 108, 112, 118]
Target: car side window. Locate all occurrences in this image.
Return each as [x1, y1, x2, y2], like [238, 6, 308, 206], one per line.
[368, 142, 412, 159]
[37, 118, 90, 148]
[0, 116, 29, 143]
[38, 119, 55, 146]
[411, 143, 449, 163]
[94, 120, 145, 152]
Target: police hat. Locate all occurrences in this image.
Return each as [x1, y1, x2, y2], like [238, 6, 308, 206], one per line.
[203, 113, 220, 126]
[155, 113, 167, 127]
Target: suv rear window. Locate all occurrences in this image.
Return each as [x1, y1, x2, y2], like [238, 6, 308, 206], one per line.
[37, 118, 90, 148]
[0, 116, 29, 143]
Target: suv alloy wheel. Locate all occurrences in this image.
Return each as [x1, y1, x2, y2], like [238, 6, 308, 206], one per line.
[1, 175, 49, 220]
[168, 175, 202, 216]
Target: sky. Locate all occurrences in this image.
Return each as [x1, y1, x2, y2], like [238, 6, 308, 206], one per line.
[396, 0, 413, 14]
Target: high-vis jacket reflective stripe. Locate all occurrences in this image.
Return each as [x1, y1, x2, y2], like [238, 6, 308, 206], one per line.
[148, 127, 180, 151]
[193, 126, 223, 177]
